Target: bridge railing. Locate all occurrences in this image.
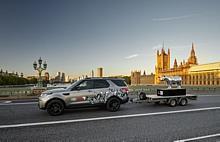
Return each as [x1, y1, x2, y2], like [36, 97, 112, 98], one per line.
[0, 85, 220, 99]
[0, 87, 33, 98]
[0, 85, 68, 99]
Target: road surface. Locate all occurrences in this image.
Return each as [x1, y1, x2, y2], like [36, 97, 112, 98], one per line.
[0, 95, 220, 142]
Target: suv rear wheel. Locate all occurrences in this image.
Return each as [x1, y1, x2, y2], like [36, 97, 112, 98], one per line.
[106, 97, 121, 112]
[46, 100, 64, 116]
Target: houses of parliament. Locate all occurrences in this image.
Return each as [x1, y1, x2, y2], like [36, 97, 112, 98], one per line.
[131, 43, 220, 86]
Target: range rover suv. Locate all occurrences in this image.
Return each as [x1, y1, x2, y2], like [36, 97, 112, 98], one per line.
[38, 78, 129, 116]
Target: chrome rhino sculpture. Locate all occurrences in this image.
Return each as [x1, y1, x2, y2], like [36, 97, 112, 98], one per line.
[160, 76, 182, 89]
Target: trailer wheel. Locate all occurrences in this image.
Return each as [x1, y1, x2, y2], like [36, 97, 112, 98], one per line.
[179, 98, 188, 106]
[139, 92, 146, 100]
[169, 99, 177, 107]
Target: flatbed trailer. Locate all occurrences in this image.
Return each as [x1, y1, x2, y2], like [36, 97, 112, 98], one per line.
[131, 93, 197, 107]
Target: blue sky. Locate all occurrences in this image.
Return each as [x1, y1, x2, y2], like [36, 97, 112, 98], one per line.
[0, 0, 220, 78]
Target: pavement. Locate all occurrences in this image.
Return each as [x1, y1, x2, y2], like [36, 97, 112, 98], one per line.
[0, 95, 220, 142]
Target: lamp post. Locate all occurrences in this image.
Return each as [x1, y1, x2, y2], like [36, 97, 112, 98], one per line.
[33, 57, 47, 88]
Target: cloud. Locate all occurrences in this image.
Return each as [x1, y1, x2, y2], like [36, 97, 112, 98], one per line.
[152, 14, 195, 22]
[125, 54, 139, 59]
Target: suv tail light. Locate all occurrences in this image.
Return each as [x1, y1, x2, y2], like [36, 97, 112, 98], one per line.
[120, 87, 129, 94]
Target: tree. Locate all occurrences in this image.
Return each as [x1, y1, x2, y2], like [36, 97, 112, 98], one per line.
[28, 78, 38, 84]
[0, 75, 32, 85]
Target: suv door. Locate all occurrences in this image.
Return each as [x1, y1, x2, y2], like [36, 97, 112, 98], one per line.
[67, 80, 96, 105]
[93, 79, 110, 95]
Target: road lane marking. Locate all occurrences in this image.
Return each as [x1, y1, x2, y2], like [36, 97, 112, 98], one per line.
[0, 102, 37, 106]
[0, 106, 220, 129]
[174, 133, 220, 142]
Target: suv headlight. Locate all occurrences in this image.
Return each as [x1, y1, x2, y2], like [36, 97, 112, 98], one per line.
[40, 92, 53, 97]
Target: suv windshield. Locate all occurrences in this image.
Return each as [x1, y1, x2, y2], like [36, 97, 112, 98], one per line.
[110, 79, 127, 87]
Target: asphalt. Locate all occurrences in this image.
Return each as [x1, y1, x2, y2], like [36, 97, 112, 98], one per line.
[0, 95, 220, 142]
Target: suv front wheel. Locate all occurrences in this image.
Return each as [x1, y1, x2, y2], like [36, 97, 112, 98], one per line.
[46, 99, 64, 116]
[106, 97, 121, 112]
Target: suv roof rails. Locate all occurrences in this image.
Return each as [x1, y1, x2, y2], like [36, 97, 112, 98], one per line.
[84, 77, 124, 80]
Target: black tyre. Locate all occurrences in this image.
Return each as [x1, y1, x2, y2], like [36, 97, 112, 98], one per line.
[106, 97, 121, 112]
[169, 99, 177, 107]
[46, 100, 64, 116]
[179, 98, 188, 106]
[139, 92, 147, 100]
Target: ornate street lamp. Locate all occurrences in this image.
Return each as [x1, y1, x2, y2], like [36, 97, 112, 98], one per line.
[33, 57, 47, 87]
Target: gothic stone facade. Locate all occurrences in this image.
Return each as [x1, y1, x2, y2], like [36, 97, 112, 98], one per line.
[131, 43, 220, 86]
[155, 43, 219, 85]
[131, 71, 155, 85]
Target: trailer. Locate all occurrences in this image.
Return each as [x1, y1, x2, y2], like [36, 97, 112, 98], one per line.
[130, 76, 198, 107]
[131, 93, 197, 107]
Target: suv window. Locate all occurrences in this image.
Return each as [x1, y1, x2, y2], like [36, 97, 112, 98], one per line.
[94, 80, 110, 89]
[110, 79, 127, 87]
[74, 80, 94, 90]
